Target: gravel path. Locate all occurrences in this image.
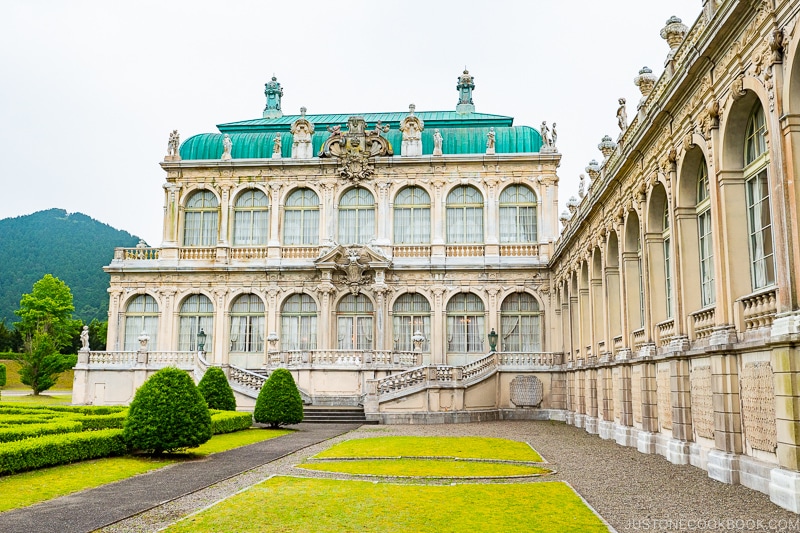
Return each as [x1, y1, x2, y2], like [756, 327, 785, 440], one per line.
[99, 420, 800, 533]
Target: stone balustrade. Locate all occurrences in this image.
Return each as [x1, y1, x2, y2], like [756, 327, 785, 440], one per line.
[690, 307, 716, 340]
[148, 351, 195, 366]
[613, 335, 623, 351]
[281, 246, 320, 259]
[179, 247, 216, 260]
[266, 350, 421, 368]
[497, 351, 561, 367]
[230, 247, 269, 260]
[446, 244, 484, 257]
[656, 319, 675, 347]
[117, 247, 160, 260]
[393, 245, 431, 258]
[228, 365, 266, 392]
[462, 353, 497, 381]
[87, 351, 138, 365]
[739, 287, 778, 331]
[631, 328, 646, 350]
[499, 244, 539, 256]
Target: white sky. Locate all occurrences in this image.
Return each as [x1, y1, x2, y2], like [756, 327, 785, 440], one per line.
[0, 0, 700, 246]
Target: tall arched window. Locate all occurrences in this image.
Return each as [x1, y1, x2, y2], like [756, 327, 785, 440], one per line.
[233, 189, 269, 246]
[744, 103, 775, 289]
[337, 295, 373, 350]
[183, 190, 218, 246]
[229, 294, 264, 353]
[500, 293, 541, 352]
[446, 293, 484, 353]
[281, 294, 317, 351]
[338, 188, 375, 244]
[663, 208, 673, 319]
[393, 187, 431, 244]
[696, 164, 715, 306]
[178, 294, 214, 352]
[284, 188, 319, 245]
[446, 186, 483, 243]
[124, 295, 159, 351]
[499, 185, 537, 243]
[392, 293, 431, 352]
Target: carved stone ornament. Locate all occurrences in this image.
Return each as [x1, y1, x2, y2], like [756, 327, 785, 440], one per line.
[315, 244, 391, 295]
[319, 116, 393, 183]
[290, 108, 315, 159]
[510, 375, 544, 407]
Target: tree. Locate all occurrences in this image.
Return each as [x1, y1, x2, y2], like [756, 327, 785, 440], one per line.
[0, 363, 6, 400]
[253, 368, 304, 428]
[197, 367, 237, 411]
[0, 320, 22, 353]
[13, 275, 79, 394]
[123, 367, 212, 454]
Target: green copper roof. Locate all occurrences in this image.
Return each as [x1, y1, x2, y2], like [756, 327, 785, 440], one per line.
[180, 126, 542, 160]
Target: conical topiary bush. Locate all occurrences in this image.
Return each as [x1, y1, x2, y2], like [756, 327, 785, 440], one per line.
[197, 366, 237, 411]
[123, 366, 212, 454]
[253, 368, 304, 428]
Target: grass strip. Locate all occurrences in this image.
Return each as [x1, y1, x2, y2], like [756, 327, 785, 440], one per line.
[166, 477, 607, 533]
[297, 458, 550, 478]
[315, 436, 542, 462]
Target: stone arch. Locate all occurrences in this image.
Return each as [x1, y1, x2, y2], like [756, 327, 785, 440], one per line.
[605, 229, 622, 346]
[623, 210, 644, 332]
[646, 183, 671, 326]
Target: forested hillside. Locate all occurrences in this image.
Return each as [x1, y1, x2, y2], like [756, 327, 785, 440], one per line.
[0, 209, 141, 324]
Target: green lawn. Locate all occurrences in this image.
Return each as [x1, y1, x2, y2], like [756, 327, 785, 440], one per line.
[166, 477, 608, 533]
[0, 393, 73, 405]
[0, 359, 73, 391]
[298, 458, 550, 477]
[315, 436, 543, 462]
[0, 428, 290, 512]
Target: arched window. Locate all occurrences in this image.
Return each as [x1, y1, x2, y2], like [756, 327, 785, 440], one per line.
[446, 293, 484, 353]
[281, 294, 317, 351]
[183, 190, 218, 246]
[663, 208, 672, 319]
[696, 164, 715, 306]
[446, 186, 483, 243]
[744, 104, 775, 289]
[499, 185, 537, 243]
[337, 295, 373, 350]
[284, 189, 319, 245]
[178, 294, 213, 352]
[338, 189, 375, 244]
[233, 189, 269, 246]
[392, 294, 431, 352]
[229, 294, 264, 353]
[500, 293, 541, 352]
[124, 295, 159, 351]
[393, 187, 431, 244]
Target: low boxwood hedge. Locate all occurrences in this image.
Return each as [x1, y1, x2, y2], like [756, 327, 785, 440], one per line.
[0, 421, 84, 443]
[210, 410, 252, 434]
[0, 429, 127, 474]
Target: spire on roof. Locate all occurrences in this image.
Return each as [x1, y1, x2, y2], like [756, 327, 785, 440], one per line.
[456, 68, 475, 114]
[263, 76, 284, 119]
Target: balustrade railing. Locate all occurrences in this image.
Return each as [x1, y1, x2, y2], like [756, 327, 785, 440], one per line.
[281, 246, 320, 259]
[147, 351, 195, 366]
[87, 351, 138, 365]
[656, 319, 675, 347]
[86, 350, 195, 367]
[267, 350, 421, 367]
[230, 247, 269, 260]
[739, 287, 778, 331]
[228, 365, 266, 392]
[393, 245, 431, 258]
[497, 352, 560, 367]
[179, 247, 216, 260]
[462, 353, 497, 381]
[613, 335, 623, 351]
[446, 245, 484, 257]
[631, 328, 646, 350]
[690, 307, 716, 340]
[117, 247, 160, 260]
[499, 244, 539, 257]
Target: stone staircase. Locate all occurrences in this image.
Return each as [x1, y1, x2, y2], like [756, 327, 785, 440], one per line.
[302, 406, 376, 424]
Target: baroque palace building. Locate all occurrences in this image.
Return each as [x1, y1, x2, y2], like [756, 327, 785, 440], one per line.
[73, 0, 800, 513]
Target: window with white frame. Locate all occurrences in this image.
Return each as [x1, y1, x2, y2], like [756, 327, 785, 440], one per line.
[744, 103, 775, 289]
[284, 188, 319, 245]
[338, 188, 375, 245]
[499, 185, 537, 243]
[500, 293, 541, 352]
[696, 164, 715, 307]
[124, 295, 159, 351]
[233, 189, 269, 246]
[337, 295, 373, 350]
[392, 293, 431, 352]
[229, 294, 264, 353]
[281, 294, 317, 351]
[183, 190, 218, 246]
[446, 293, 485, 353]
[393, 187, 431, 244]
[446, 186, 483, 243]
[663, 208, 673, 319]
[178, 294, 213, 352]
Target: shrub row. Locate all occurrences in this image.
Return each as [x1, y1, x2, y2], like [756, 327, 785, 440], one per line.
[76, 411, 128, 431]
[210, 410, 253, 435]
[0, 429, 127, 475]
[0, 421, 83, 443]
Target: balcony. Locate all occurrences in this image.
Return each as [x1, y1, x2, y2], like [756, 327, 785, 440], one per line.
[393, 245, 431, 258]
[446, 244, 484, 257]
[499, 244, 539, 256]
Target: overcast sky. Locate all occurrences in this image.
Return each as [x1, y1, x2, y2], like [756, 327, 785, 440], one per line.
[0, 0, 700, 246]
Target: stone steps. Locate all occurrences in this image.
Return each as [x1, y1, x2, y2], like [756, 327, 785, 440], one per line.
[302, 406, 377, 424]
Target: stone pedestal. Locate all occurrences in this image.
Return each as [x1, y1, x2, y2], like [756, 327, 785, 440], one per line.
[770, 467, 800, 513]
[565, 411, 575, 425]
[598, 420, 615, 440]
[637, 431, 658, 454]
[665, 439, 691, 465]
[615, 425, 635, 447]
[574, 413, 585, 428]
[707, 450, 740, 484]
[584, 415, 599, 434]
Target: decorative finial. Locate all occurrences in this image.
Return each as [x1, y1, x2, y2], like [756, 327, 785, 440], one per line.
[634, 66, 656, 98]
[598, 135, 617, 159]
[456, 68, 475, 114]
[263, 75, 284, 119]
[300, 106, 307, 118]
[585, 160, 601, 181]
[409, 103, 416, 116]
[660, 16, 688, 51]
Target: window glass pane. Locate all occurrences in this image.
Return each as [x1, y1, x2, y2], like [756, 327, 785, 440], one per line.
[178, 294, 214, 352]
[233, 190, 269, 246]
[500, 293, 541, 352]
[124, 295, 159, 350]
[229, 294, 264, 352]
[447, 186, 484, 244]
[284, 189, 319, 245]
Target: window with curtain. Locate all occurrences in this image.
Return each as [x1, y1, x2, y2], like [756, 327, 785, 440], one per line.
[281, 294, 317, 351]
[446, 293, 485, 353]
[337, 294, 373, 350]
[233, 189, 269, 246]
[663, 208, 673, 319]
[178, 294, 214, 352]
[124, 294, 159, 351]
[393, 187, 431, 244]
[229, 294, 265, 353]
[392, 293, 431, 352]
[183, 190, 218, 246]
[500, 293, 541, 352]
[338, 188, 375, 244]
[696, 164, 715, 307]
[499, 185, 537, 243]
[744, 103, 775, 290]
[284, 188, 319, 245]
[446, 185, 483, 243]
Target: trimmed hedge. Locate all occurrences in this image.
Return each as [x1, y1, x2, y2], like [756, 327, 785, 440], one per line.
[76, 411, 128, 431]
[0, 421, 83, 443]
[0, 363, 6, 387]
[210, 410, 252, 435]
[253, 368, 304, 428]
[0, 429, 127, 474]
[198, 367, 237, 411]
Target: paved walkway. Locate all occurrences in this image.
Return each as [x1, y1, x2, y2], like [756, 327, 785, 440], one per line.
[0, 423, 359, 533]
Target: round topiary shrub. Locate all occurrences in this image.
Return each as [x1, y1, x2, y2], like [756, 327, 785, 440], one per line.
[197, 367, 237, 411]
[123, 367, 212, 454]
[253, 368, 304, 428]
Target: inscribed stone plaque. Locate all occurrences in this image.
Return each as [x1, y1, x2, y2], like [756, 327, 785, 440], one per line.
[657, 366, 672, 430]
[510, 375, 543, 407]
[741, 361, 777, 452]
[690, 365, 714, 439]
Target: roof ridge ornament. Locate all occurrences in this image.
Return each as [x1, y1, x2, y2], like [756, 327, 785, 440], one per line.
[456, 68, 475, 114]
[263, 75, 284, 119]
[319, 116, 393, 183]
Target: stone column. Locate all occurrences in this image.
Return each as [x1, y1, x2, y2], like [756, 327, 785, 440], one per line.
[769, 343, 800, 511]
[484, 178, 499, 250]
[158, 288, 177, 351]
[615, 364, 635, 446]
[375, 181, 391, 246]
[431, 180, 446, 261]
[430, 287, 445, 364]
[667, 358, 693, 464]
[269, 183, 282, 258]
[218, 185, 231, 246]
[637, 362, 659, 453]
[615, 220, 631, 357]
[106, 288, 124, 351]
[320, 181, 336, 245]
[315, 283, 335, 351]
[586, 369, 599, 434]
[162, 183, 181, 246]
[212, 289, 228, 365]
[707, 353, 743, 484]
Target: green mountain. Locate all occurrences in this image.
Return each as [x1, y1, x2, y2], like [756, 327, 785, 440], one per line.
[0, 209, 142, 324]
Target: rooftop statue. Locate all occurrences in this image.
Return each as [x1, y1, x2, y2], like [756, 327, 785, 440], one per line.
[486, 127, 496, 155]
[617, 98, 628, 133]
[272, 133, 282, 159]
[167, 130, 180, 159]
[433, 129, 443, 156]
[221, 134, 232, 161]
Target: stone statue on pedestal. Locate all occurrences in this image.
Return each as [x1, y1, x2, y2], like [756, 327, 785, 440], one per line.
[221, 134, 232, 161]
[486, 127, 496, 155]
[433, 129, 443, 156]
